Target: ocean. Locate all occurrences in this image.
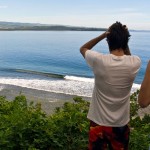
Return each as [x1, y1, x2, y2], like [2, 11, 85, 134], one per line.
[0, 31, 150, 97]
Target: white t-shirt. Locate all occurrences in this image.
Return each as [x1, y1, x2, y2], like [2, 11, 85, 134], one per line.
[85, 50, 141, 127]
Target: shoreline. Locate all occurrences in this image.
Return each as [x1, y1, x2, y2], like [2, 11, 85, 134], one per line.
[0, 84, 91, 115]
[0, 83, 149, 116]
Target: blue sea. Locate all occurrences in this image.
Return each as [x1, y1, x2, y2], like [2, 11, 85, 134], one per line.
[0, 31, 150, 97]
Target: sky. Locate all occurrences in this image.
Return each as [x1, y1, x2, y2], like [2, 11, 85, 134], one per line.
[0, 0, 150, 30]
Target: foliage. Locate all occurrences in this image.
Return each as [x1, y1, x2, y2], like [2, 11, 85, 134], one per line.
[0, 95, 52, 150]
[0, 95, 90, 150]
[0, 91, 149, 149]
[130, 90, 150, 150]
[48, 97, 89, 150]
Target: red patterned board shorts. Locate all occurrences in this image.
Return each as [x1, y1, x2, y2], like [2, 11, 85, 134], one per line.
[88, 121, 130, 150]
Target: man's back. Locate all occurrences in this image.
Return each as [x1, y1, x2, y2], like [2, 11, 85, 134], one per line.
[85, 50, 141, 126]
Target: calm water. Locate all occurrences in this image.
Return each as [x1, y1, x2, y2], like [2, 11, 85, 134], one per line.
[0, 31, 150, 97]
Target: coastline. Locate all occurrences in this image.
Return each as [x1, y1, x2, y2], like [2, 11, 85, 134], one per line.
[0, 83, 149, 116]
[0, 83, 91, 115]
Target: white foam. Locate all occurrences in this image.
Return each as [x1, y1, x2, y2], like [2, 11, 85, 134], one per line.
[0, 85, 4, 91]
[64, 75, 94, 82]
[131, 83, 141, 93]
[0, 77, 93, 97]
[0, 76, 141, 97]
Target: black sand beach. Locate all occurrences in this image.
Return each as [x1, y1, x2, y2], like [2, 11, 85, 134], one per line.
[0, 84, 149, 116]
[0, 84, 91, 115]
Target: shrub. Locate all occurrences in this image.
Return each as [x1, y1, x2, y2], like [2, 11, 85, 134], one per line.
[0, 91, 149, 149]
[129, 91, 150, 150]
[0, 95, 52, 150]
[48, 97, 90, 150]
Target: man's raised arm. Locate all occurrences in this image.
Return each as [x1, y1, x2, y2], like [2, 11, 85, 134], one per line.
[80, 32, 107, 58]
[138, 60, 150, 108]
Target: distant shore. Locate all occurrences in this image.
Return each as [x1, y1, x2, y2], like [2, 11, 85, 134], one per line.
[0, 21, 150, 32]
[0, 28, 106, 31]
[0, 21, 106, 31]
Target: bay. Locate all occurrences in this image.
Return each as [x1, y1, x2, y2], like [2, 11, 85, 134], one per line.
[0, 31, 149, 97]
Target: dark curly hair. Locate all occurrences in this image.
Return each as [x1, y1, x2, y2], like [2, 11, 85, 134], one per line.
[107, 22, 131, 54]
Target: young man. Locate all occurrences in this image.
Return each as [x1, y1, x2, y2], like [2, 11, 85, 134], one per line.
[138, 60, 150, 108]
[80, 22, 141, 150]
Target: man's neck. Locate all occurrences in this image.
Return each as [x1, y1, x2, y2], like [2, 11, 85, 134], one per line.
[110, 48, 124, 56]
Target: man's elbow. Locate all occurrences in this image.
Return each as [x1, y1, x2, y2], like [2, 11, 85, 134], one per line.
[80, 47, 85, 54]
[138, 96, 150, 108]
[80, 47, 83, 54]
[80, 47, 87, 58]
[139, 101, 149, 108]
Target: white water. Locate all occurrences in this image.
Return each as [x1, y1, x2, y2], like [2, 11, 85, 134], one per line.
[0, 75, 141, 97]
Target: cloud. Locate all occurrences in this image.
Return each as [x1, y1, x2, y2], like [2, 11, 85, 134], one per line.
[0, 5, 8, 9]
[113, 8, 138, 13]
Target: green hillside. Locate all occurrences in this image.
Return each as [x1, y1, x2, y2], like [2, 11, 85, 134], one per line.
[0, 21, 106, 31]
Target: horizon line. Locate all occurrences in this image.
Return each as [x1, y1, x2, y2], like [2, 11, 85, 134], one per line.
[0, 20, 150, 31]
